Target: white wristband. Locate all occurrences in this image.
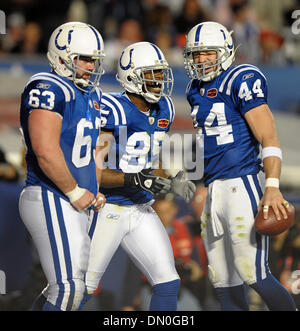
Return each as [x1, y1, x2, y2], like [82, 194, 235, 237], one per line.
[265, 178, 279, 188]
[65, 185, 86, 203]
[262, 147, 282, 161]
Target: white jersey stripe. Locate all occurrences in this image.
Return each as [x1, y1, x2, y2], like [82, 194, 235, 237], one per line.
[100, 108, 110, 116]
[94, 87, 102, 101]
[169, 96, 176, 122]
[39, 72, 76, 99]
[29, 72, 76, 99]
[185, 80, 193, 96]
[225, 67, 267, 96]
[101, 98, 120, 126]
[218, 64, 258, 93]
[27, 76, 72, 102]
[102, 93, 127, 125]
[165, 96, 175, 122]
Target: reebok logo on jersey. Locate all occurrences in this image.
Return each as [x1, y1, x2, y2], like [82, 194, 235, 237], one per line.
[158, 119, 169, 128]
[36, 83, 51, 89]
[242, 73, 254, 80]
[206, 88, 218, 98]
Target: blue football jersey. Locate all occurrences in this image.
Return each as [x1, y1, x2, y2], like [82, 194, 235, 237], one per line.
[20, 72, 102, 200]
[100, 92, 175, 205]
[187, 64, 267, 185]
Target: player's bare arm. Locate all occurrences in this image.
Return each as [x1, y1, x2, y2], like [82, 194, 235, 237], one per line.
[29, 109, 96, 211]
[94, 146, 106, 211]
[96, 129, 125, 187]
[153, 161, 169, 178]
[245, 103, 288, 220]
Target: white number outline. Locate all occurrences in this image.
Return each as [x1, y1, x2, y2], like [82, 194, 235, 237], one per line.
[28, 89, 55, 110]
[238, 79, 264, 101]
[204, 102, 234, 145]
[119, 131, 166, 173]
[72, 117, 101, 168]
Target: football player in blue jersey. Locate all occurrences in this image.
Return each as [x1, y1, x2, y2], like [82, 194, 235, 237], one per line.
[183, 21, 296, 310]
[18, 22, 106, 311]
[81, 41, 196, 311]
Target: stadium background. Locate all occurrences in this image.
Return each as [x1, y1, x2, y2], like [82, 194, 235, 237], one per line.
[0, 0, 299, 311]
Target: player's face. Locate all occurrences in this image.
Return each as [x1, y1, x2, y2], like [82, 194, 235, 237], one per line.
[192, 50, 218, 74]
[74, 56, 96, 80]
[143, 69, 164, 94]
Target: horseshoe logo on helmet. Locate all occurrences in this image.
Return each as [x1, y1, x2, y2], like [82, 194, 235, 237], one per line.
[119, 48, 134, 70]
[55, 28, 74, 50]
[220, 29, 233, 50]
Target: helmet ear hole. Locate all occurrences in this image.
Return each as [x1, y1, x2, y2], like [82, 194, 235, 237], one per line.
[127, 76, 132, 82]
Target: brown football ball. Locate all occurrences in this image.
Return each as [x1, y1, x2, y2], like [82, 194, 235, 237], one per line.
[255, 203, 295, 236]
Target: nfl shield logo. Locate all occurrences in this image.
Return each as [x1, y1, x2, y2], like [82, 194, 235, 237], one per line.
[149, 117, 155, 125]
[200, 88, 205, 96]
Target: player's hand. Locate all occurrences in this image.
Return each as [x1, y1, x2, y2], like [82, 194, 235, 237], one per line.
[124, 168, 172, 195]
[170, 171, 196, 203]
[93, 192, 106, 212]
[259, 187, 288, 221]
[70, 189, 96, 211]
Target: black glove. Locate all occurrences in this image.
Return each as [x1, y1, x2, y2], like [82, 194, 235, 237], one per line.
[170, 171, 196, 203]
[124, 168, 171, 195]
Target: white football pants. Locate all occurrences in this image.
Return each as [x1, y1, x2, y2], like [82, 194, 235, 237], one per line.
[19, 186, 91, 310]
[86, 202, 179, 293]
[201, 172, 269, 288]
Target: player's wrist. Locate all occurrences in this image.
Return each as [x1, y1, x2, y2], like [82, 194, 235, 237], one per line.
[265, 177, 279, 188]
[65, 184, 86, 203]
[123, 173, 138, 188]
[262, 147, 282, 161]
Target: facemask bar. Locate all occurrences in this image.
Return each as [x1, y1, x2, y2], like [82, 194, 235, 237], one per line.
[184, 46, 229, 81]
[64, 53, 105, 92]
[136, 65, 174, 101]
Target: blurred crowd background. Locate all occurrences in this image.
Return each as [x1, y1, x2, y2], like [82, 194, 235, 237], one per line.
[1, 0, 300, 66]
[0, 0, 299, 311]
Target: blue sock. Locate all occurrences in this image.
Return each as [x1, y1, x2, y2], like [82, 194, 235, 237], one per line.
[30, 293, 47, 311]
[42, 300, 63, 311]
[149, 279, 180, 311]
[250, 273, 296, 311]
[215, 284, 249, 311]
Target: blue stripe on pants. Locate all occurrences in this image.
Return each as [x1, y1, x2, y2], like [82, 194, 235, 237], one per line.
[54, 195, 75, 310]
[41, 188, 64, 308]
[252, 174, 270, 274]
[88, 211, 98, 239]
[241, 176, 264, 281]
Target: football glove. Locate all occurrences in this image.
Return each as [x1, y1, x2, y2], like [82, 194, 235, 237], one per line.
[124, 168, 172, 195]
[170, 171, 196, 203]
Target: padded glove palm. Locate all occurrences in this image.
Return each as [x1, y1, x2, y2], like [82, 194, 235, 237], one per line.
[170, 171, 196, 203]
